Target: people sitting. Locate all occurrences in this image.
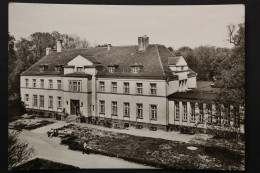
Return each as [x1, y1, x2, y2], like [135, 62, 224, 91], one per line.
[48, 128, 59, 137]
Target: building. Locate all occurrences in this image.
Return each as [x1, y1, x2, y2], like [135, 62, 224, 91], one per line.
[20, 35, 243, 132]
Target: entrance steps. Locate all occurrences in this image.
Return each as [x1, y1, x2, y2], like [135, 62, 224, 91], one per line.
[64, 114, 78, 123]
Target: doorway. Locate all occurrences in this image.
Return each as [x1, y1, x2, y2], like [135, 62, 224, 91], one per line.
[70, 99, 80, 115]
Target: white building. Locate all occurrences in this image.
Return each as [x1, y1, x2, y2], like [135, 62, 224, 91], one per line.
[20, 35, 243, 132]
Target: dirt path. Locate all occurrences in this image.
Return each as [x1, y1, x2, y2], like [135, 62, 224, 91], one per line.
[19, 123, 153, 168]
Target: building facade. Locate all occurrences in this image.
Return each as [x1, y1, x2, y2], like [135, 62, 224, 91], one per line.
[20, 36, 243, 132]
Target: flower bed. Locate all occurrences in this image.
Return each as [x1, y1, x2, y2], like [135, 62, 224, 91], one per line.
[57, 124, 244, 170]
[10, 118, 54, 131]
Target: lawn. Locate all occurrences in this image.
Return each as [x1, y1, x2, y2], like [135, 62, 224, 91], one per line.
[56, 124, 244, 170]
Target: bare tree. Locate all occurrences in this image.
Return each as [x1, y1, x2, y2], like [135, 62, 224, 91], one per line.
[8, 131, 35, 170]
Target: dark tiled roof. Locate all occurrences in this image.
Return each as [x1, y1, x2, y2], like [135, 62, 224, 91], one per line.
[168, 56, 181, 65]
[63, 72, 92, 79]
[21, 44, 180, 80]
[168, 81, 219, 101]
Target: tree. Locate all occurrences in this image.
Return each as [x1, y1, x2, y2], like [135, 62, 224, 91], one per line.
[168, 47, 174, 52]
[8, 131, 35, 170]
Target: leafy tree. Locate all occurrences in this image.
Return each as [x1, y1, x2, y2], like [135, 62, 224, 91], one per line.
[167, 47, 174, 52]
[8, 131, 35, 170]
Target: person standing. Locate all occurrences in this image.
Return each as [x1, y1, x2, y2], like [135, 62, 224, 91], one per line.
[82, 142, 89, 154]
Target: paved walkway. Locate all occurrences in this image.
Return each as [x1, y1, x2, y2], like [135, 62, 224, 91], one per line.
[19, 124, 153, 168]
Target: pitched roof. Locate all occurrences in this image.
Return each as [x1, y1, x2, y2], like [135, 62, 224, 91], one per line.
[168, 56, 181, 65]
[21, 44, 181, 80]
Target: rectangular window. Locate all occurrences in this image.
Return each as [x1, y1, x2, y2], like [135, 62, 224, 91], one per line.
[137, 104, 143, 118]
[57, 97, 62, 108]
[132, 67, 139, 73]
[25, 94, 29, 102]
[109, 67, 115, 73]
[99, 81, 105, 92]
[111, 82, 117, 93]
[40, 67, 44, 72]
[175, 102, 179, 120]
[136, 83, 143, 94]
[57, 80, 62, 90]
[55, 67, 60, 72]
[190, 102, 195, 122]
[33, 79, 36, 88]
[150, 83, 157, 95]
[206, 104, 212, 123]
[76, 67, 83, 72]
[40, 79, 44, 88]
[100, 100, 105, 113]
[69, 81, 81, 92]
[124, 102, 130, 116]
[49, 96, 53, 108]
[199, 103, 204, 122]
[183, 102, 187, 121]
[33, 95, 37, 106]
[49, 80, 53, 89]
[39, 95, 44, 107]
[150, 105, 157, 120]
[124, 82, 130, 94]
[111, 101, 117, 115]
[25, 79, 29, 87]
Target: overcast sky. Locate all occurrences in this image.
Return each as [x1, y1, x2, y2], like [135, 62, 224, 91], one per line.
[9, 3, 244, 49]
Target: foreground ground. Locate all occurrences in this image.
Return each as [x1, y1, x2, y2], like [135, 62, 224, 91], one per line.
[12, 116, 244, 170]
[18, 121, 153, 169]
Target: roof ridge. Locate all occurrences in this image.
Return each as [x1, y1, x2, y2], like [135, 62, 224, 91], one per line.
[155, 44, 166, 76]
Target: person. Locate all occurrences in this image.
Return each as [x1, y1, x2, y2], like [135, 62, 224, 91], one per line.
[49, 128, 54, 138]
[82, 142, 89, 154]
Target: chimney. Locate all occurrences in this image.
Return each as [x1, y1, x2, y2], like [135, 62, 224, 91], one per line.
[56, 39, 63, 52]
[107, 44, 111, 51]
[46, 47, 51, 55]
[138, 35, 149, 51]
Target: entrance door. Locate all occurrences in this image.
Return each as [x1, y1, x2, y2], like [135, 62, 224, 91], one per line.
[70, 99, 80, 115]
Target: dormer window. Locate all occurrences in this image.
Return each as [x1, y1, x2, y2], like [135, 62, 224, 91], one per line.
[77, 67, 83, 72]
[40, 67, 44, 72]
[107, 63, 119, 73]
[55, 67, 60, 72]
[130, 63, 143, 74]
[38, 64, 48, 72]
[55, 64, 63, 72]
[108, 67, 115, 73]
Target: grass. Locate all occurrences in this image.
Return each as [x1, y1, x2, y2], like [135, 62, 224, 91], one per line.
[58, 124, 244, 170]
[12, 158, 79, 170]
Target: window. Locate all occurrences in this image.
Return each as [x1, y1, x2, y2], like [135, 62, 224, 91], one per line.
[199, 103, 204, 122]
[150, 83, 157, 95]
[124, 102, 130, 116]
[25, 94, 29, 102]
[175, 102, 179, 120]
[183, 102, 187, 121]
[131, 67, 140, 73]
[112, 101, 117, 115]
[99, 81, 105, 92]
[150, 105, 157, 120]
[40, 79, 44, 88]
[40, 95, 44, 107]
[25, 79, 29, 87]
[206, 104, 212, 123]
[49, 96, 53, 108]
[57, 80, 62, 90]
[190, 102, 195, 122]
[124, 82, 130, 94]
[136, 83, 143, 94]
[111, 82, 117, 93]
[55, 67, 60, 72]
[57, 97, 62, 108]
[108, 67, 115, 73]
[33, 95, 37, 106]
[33, 79, 36, 88]
[100, 100, 105, 113]
[69, 81, 81, 92]
[40, 67, 44, 72]
[76, 67, 83, 72]
[137, 104, 143, 118]
[181, 66, 184, 70]
[49, 80, 53, 89]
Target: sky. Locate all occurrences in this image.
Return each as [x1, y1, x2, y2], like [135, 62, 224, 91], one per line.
[9, 3, 244, 49]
